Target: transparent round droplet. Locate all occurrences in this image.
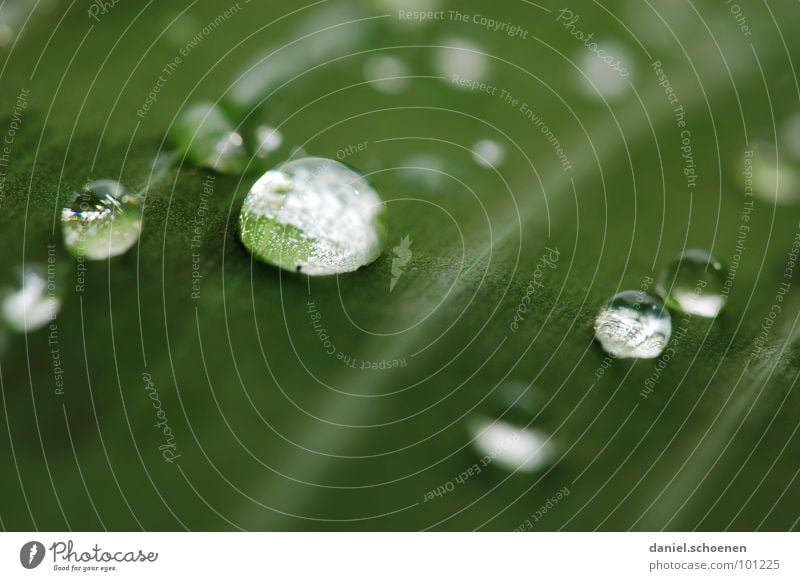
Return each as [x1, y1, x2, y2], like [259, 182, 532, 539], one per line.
[254, 125, 283, 159]
[239, 157, 387, 275]
[467, 382, 556, 474]
[435, 37, 489, 89]
[1, 265, 61, 333]
[364, 54, 410, 94]
[594, 291, 671, 359]
[577, 41, 632, 100]
[472, 139, 505, 168]
[657, 249, 726, 318]
[170, 102, 247, 174]
[61, 180, 143, 260]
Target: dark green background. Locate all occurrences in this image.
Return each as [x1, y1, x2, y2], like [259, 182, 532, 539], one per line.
[1, 0, 799, 531]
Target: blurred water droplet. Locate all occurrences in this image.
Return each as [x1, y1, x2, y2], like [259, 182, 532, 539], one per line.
[467, 381, 557, 473]
[254, 125, 283, 159]
[435, 37, 489, 88]
[743, 141, 800, 205]
[364, 54, 410, 94]
[577, 41, 633, 100]
[781, 114, 800, 160]
[0, 23, 14, 47]
[472, 139, 505, 168]
[170, 102, 247, 174]
[61, 180, 143, 260]
[399, 154, 448, 191]
[1, 266, 61, 333]
[594, 291, 671, 358]
[657, 249, 726, 318]
[239, 157, 387, 275]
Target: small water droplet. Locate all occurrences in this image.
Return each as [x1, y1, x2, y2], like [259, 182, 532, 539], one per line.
[435, 37, 489, 89]
[472, 139, 505, 168]
[467, 381, 557, 474]
[364, 54, 410, 94]
[170, 102, 247, 174]
[577, 41, 632, 100]
[1, 266, 61, 333]
[253, 125, 283, 159]
[594, 291, 671, 358]
[399, 154, 448, 191]
[61, 180, 143, 260]
[657, 249, 726, 318]
[0, 23, 14, 47]
[239, 157, 387, 275]
[781, 114, 800, 160]
[743, 141, 800, 205]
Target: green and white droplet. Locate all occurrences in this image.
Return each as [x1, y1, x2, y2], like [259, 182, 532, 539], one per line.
[467, 381, 557, 474]
[170, 102, 247, 174]
[61, 180, 143, 260]
[657, 249, 726, 318]
[1, 265, 61, 333]
[594, 291, 671, 359]
[239, 157, 387, 275]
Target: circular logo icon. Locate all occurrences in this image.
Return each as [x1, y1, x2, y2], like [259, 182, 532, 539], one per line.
[20, 541, 45, 569]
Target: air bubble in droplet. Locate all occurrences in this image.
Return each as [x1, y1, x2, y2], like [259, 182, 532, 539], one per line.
[239, 157, 387, 275]
[1, 266, 61, 333]
[657, 249, 726, 318]
[594, 291, 671, 359]
[61, 180, 143, 260]
[472, 139, 505, 168]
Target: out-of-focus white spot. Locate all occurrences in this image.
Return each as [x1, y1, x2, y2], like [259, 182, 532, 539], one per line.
[254, 125, 283, 159]
[469, 418, 556, 473]
[364, 54, 410, 94]
[577, 41, 633, 100]
[472, 139, 505, 168]
[434, 37, 489, 88]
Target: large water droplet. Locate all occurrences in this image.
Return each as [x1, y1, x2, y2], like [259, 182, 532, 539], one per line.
[61, 180, 143, 260]
[594, 291, 671, 358]
[170, 102, 247, 174]
[657, 249, 726, 318]
[239, 157, 387, 275]
[467, 381, 557, 474]
[1, 265, 61, 333]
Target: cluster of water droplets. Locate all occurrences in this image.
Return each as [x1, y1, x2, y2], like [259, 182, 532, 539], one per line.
[594, 250, 728, 359]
